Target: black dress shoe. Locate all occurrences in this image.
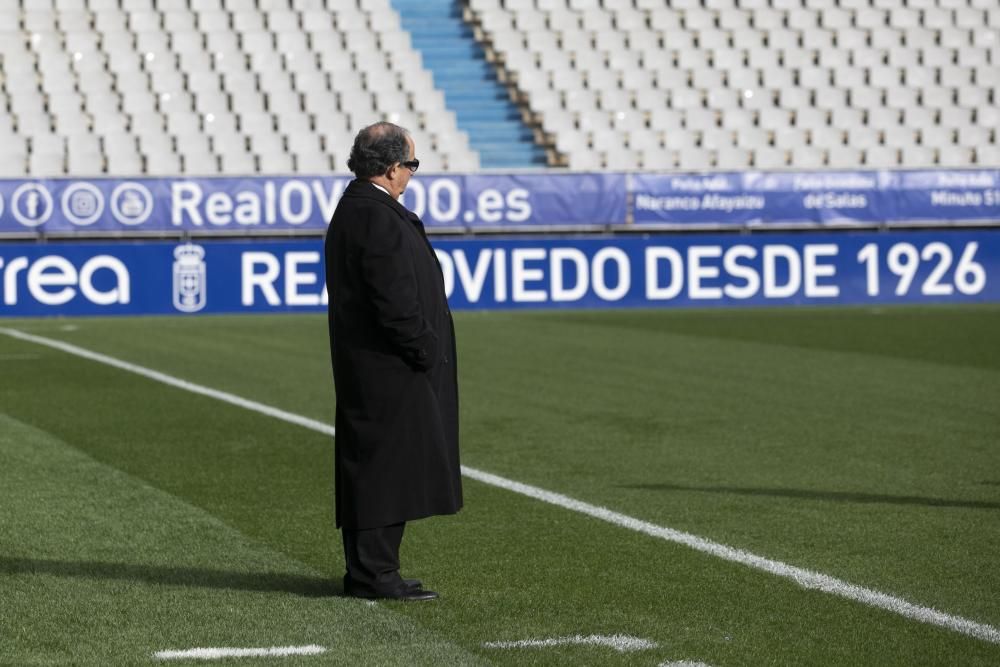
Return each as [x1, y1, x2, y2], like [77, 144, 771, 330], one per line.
[385, 586, 438, 601]
[346, 584, 438, 601]
[344, 573, 438, 601]
[344, 573, 420, 590]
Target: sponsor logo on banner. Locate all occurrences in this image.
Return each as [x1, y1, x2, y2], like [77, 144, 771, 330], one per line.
[0, 253, 130, 307]
[110, 181, 153, 226]
[11, 183, 54, 227]
[172, 243, 207, 313]
[62, 182, 105, 226]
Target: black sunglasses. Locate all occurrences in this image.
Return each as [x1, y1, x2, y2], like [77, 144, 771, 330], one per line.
[401, 159, 419, 173]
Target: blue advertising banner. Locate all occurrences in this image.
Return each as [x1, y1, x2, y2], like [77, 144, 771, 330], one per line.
[890, 170, 1000, 224]
[2, 169, 997, 235]
[1, 230, 997, 316]
[450, 172, 626, 228]
[632, 171, 885, 225]
[632, 169, 1000, 226]
[0, 173, 625, 234]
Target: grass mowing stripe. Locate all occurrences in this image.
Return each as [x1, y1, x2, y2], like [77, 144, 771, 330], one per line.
[0, 327, 335, 437]
[5, 326, 998, 648]
[0, 412, 486, 666]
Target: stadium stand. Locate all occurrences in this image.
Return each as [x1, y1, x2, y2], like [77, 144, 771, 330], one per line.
[0, 0, 997, 176]
[467, 0, 1000, 171]
[392, 0, 548, 167]
[0, 0, 479, 177]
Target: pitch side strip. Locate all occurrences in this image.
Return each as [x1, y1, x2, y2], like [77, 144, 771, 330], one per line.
[3, 326, 998, 646]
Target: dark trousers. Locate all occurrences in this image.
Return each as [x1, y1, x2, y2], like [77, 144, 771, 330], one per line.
[342, 522, 406, 595]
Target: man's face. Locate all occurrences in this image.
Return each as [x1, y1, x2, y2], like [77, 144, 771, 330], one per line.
[396, 136, 416, 195]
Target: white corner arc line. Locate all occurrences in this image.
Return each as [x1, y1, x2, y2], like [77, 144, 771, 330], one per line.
[4, 327, 999, 646]
[482, 634, 656, 653]
[154, 645, 326, 661]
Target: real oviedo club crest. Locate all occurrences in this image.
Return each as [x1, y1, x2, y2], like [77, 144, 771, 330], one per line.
[172, 243, 207, 313]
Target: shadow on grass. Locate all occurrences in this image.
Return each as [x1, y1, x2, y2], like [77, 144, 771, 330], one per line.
[0, 557, 339, 596]
[622, 483, 1000, 510]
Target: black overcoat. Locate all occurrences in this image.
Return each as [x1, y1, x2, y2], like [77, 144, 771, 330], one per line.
[325, 179, 462, 529]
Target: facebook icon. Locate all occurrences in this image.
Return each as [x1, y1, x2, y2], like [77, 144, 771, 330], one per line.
[11, 183, 54, 228]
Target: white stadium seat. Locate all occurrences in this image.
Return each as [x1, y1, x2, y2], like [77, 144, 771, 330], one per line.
[0, 0, 994, 177]
[456, 0, 999, 170]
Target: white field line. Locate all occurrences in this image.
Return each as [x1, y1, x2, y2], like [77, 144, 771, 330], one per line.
[460, 469, 1000, 646]
[154, 645, 326, 660]
[482, 634, 656, 653]
[4, 327, 999, 646]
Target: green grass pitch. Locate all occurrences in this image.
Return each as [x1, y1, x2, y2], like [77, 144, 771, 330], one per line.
[1, 306, 998, 666]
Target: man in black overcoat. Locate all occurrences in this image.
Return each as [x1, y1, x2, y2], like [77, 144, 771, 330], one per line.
[324, 122, 462, 601]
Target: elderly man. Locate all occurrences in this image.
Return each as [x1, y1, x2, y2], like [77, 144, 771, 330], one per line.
[324, 122, 462, 601]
